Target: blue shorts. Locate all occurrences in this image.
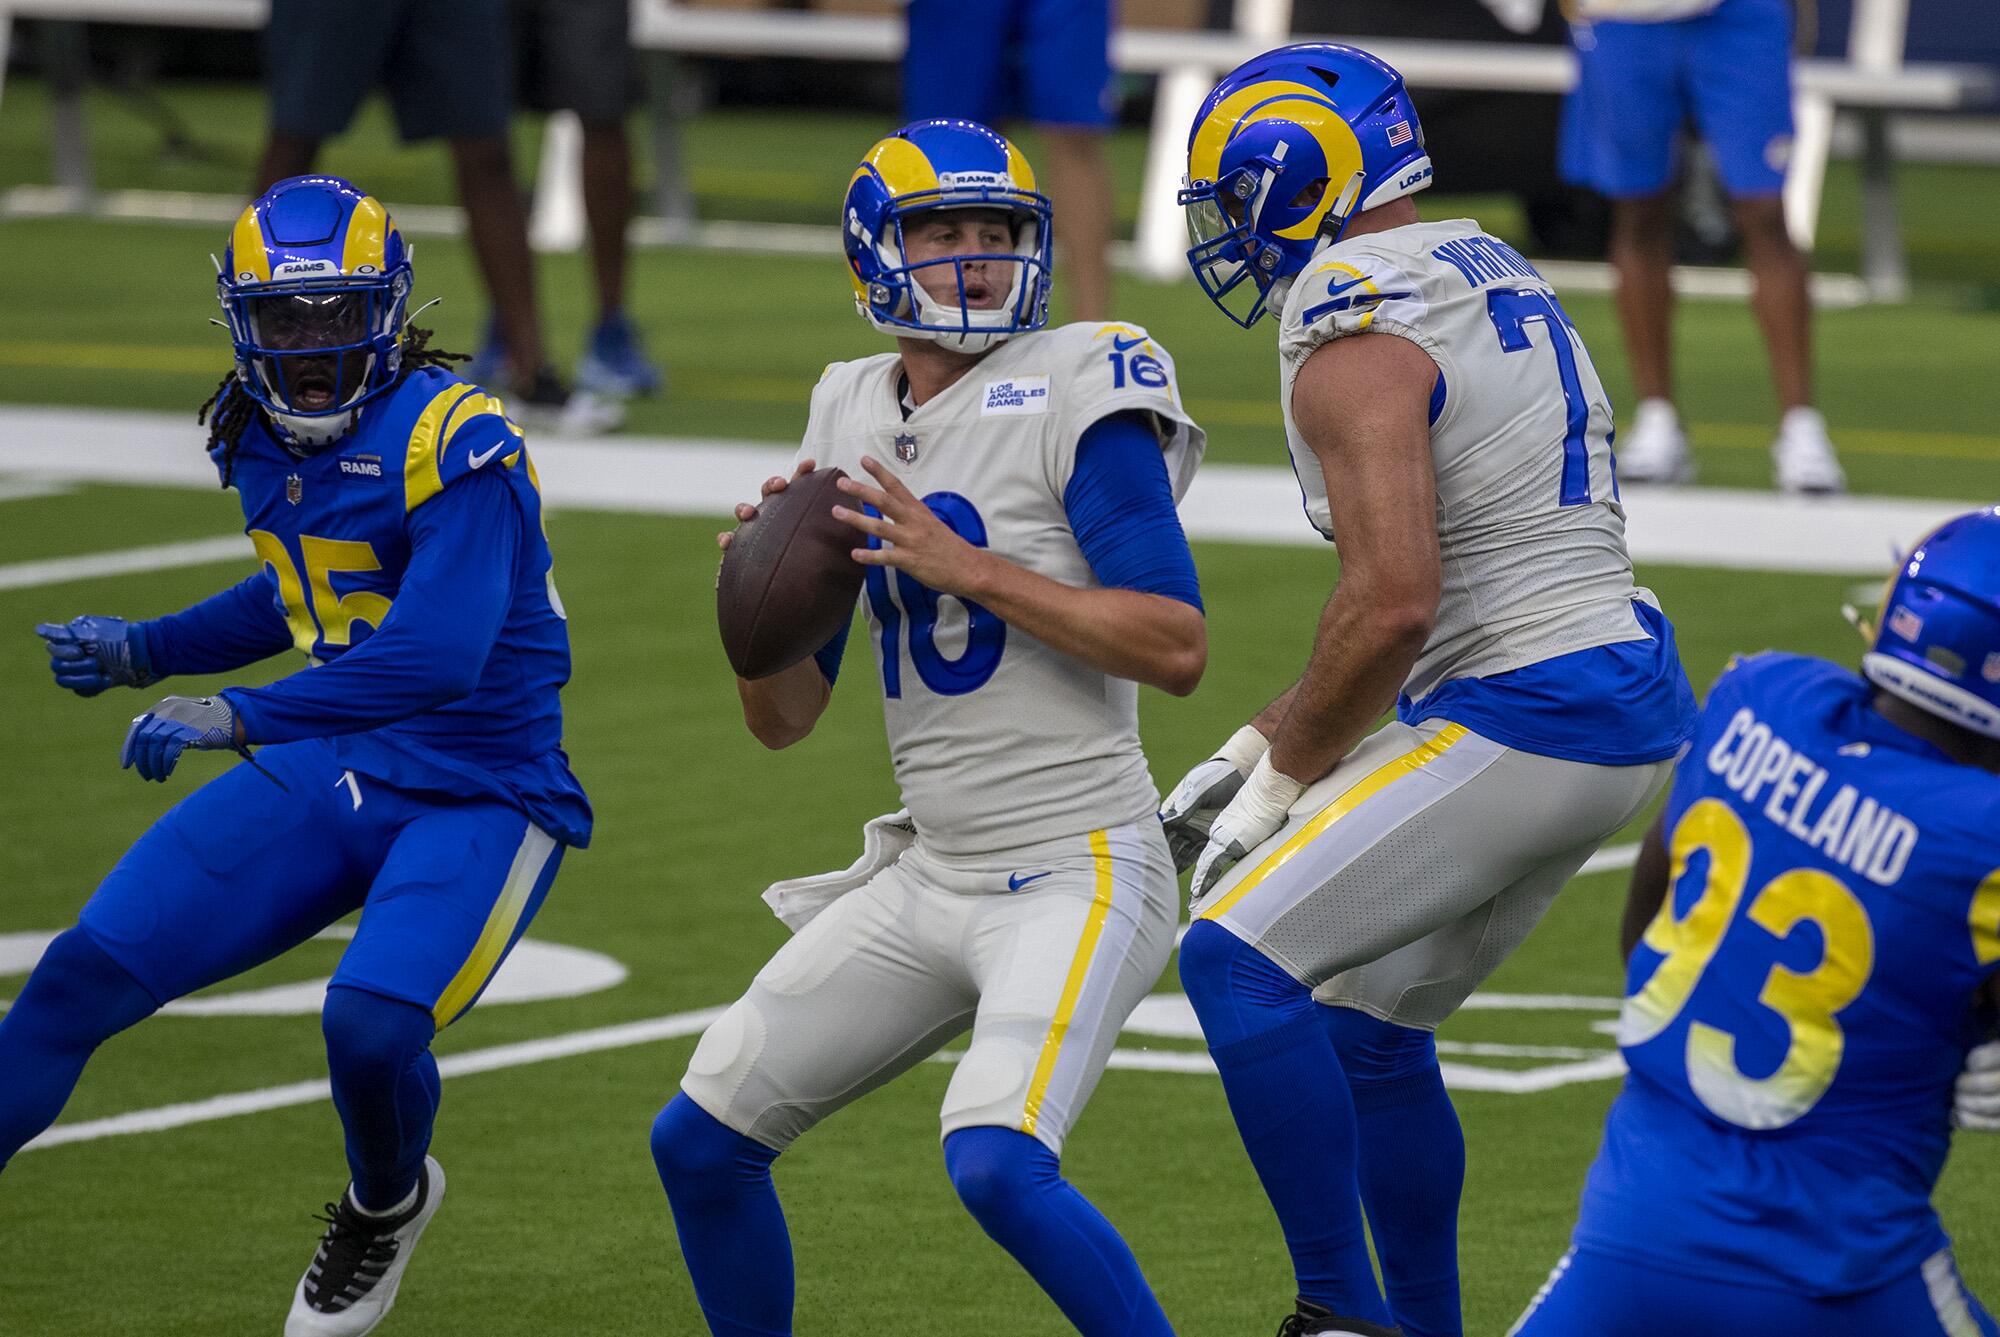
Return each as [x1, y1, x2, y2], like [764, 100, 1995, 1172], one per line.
[1509, 1246, 2000, 1337]
[266, 0, 511, 143]
[903, 0, 1113, 130]
[78, 738, 562, 1027]
[1561, 0, 1795, 199]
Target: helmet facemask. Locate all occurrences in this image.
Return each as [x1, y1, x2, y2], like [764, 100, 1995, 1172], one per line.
[850, 191, 1052, 355]
[217, 270, 410, 451]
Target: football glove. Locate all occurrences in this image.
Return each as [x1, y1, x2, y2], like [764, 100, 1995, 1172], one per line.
[121, 695, 239, 783]
[1955, 1040, 2000, 1132]
[36, 616, 154, 697]
[1159, 725, 1273, 872]
[1189, 754, 1306, 912]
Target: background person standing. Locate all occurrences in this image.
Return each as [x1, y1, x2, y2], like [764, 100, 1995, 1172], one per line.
[903, 0, 1118, 323]
[1561, 0, 1847, 493]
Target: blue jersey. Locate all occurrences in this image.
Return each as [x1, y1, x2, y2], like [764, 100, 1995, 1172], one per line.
[1574, 653, 2000, 1294]
[143, 367, 590, 845]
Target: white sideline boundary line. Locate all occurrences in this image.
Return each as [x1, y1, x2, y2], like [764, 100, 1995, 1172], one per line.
[0, 535, 251, 591]
[0, 404, 1975, 575]
[23, 1007, 725, 1152]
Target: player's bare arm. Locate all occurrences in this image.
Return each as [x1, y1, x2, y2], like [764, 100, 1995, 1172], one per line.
[1265, 332, 1441, 784]
[1618, 810, 1673, 963]
[720, 459, 836, 748]
[834, 456, 1206, 697]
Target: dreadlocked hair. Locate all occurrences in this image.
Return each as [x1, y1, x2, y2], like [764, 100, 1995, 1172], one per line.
[197, 323, 469, 488]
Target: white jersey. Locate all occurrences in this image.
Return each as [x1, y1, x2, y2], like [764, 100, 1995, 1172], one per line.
[1277, 217, 1653, 702]
[802, 322, 1205, 857]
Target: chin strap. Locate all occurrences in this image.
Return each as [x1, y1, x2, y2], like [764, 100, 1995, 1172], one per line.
[268, 407, 357, 453]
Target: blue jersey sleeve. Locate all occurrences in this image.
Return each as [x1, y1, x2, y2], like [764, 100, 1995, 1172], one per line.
[814, 613, 853, 685]
[138, 571, 296, 677]
[1062, 412, 1202, 610]
[225, 469, 521, 744]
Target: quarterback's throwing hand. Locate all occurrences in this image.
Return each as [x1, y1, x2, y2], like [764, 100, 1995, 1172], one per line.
[36, 616, 154, 697]
[832, 456, 989, 597]
[121, 695, 241, 783]
[1956, 1041, 2000, 1132]
[1189, 755, 1307, 910]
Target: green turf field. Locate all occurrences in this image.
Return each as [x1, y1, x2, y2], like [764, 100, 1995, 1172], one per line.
[1, 485, 1997, 1336]
[3, 73, 2000, 1337]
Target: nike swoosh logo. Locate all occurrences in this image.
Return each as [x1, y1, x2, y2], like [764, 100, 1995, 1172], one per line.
[1323, 276, 1369, 299]
[1007, 871, 1053, 891]
[1110, 334, 1147, 352]
[468, 442, 508, 470]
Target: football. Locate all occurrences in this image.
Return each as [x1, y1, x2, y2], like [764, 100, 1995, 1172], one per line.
[716, 466, 867, 679]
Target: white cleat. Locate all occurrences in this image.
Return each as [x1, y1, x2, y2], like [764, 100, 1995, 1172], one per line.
[1772, 407, 1847, 495]
[1615, 397, 1694, 486]
[284, 1156, 445, 1336]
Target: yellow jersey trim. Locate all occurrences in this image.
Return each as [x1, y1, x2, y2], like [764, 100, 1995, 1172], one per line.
[432, 829, 552, 1027]
[1021, 829, 1116, 1138]
[1199, 725, 1471, 922]
[403, 384, 479, 513]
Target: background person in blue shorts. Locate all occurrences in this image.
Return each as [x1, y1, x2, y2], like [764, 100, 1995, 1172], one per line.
[904, 0, 1117, 322]
[1561, 0, 1847, 494]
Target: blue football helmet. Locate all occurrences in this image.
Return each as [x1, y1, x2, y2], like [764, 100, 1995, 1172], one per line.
[842, 119, 1052, 354]
[1863, 506, 2000, 740]
[1180, 43, 1433, 327]
[217, 175, 412, 447]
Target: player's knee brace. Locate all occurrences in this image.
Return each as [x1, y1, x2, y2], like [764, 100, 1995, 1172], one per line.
[944, 1127, 1057, 1229]
[7, 927, 157, 1048]
[1178, 920, 1314, 1050]
[1323, 1006, 1439, 1088]
[651, 1094, 776, 1203]
[320, 986, 434, 1090]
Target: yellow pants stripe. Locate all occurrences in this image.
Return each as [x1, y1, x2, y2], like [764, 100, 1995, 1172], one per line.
[1021, 828, 1116, 1139]
[431, 826, 554, 1027]
[1199, 724, 1471, 923]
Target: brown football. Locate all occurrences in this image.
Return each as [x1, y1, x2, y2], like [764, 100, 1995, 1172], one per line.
[717, 466, 866, 680]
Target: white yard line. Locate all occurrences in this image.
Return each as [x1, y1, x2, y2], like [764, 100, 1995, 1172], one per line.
[0, 404, 1971, 575]
[23, 1007, 724, 1152]
[0, 476, 73, 503]
[0, 536, 253, 592]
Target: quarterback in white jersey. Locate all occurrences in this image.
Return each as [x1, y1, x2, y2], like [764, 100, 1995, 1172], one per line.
[1161, 46, 1697, 1337]
[650, 120, 1206, 1337]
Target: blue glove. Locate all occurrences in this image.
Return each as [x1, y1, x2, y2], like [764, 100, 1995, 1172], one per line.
[121, 695, 239, 783]
[36, 616, 155, 697]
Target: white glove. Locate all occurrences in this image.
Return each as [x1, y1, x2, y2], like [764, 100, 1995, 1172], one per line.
[1159, 725, 1272, 872]
[1955, 1040, 2000, 1132]
[1189, 753, 1307, 912]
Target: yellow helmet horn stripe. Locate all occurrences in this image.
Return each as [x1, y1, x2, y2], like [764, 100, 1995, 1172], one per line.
[340, 195, 392, 274]
[230, 204, 273, 282]
[1187, 79, 1365, 243]
[860, 135, 941, 199]
[1004, 136, 1037, 193]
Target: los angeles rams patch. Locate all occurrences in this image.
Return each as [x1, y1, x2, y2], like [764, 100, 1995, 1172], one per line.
[982, 375, 1050, 416]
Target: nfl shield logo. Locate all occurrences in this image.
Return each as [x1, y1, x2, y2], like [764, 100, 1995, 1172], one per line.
[285, 473, 303, 506]
[893, 432, 919, 464]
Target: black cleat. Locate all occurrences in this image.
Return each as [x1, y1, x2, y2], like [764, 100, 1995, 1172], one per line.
[1275, 1297, 1405, 1337]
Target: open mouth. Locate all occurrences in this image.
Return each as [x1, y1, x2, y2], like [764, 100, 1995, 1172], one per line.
[961, 275, 1004, 310]
[289, 361, 338, 413]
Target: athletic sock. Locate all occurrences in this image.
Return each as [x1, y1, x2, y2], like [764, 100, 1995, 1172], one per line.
[651, 1094, 792, 1337]
[1178, 922, 1391, 1326]
[944, 1126, 1173, 1337]
[1325, 1006, 1466, 1337]
[0, 927, 158, 1167]
[321, 986, 440, 1212]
